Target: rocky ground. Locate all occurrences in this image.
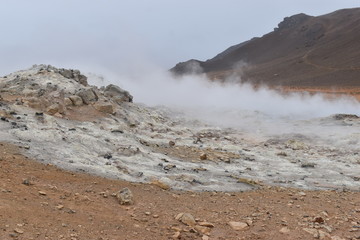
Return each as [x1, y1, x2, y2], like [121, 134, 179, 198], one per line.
[0, 65, 360, 239]
[1, 142, 360, 240]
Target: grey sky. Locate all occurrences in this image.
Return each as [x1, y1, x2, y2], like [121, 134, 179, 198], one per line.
[0, 0, 359, 75]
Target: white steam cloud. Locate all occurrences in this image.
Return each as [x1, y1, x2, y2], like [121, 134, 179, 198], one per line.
[86, 67, 360, 137]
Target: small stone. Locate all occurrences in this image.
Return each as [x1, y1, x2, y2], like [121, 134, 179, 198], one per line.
[22, 179, 30, 186]
[195, 225, 211, 235]
[172, 231, 181, 239]
[169, 141, 175, 147]
[228, 221, 249, 231]
[198, 222, 215, 228]
[151, 179, 170, 190]
[318, 230, 330, 240]
[301, 162, 316, 168]
[176, 213, 196, 226]
[279, 227, 290, 234]
[56, 205, 64, 210]
[200, 153, 207, 160]
[116, 187, 134, 205]
[298, 191, 307, 196]
[330, 236, 345, 240]
[14, 228, 24, 234]
[303, 228, 319, 238]
[38, 191, 47, 196]
[313, 216, 325, 224]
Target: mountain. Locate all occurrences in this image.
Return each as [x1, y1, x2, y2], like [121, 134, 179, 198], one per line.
[171, 8, 360, 89]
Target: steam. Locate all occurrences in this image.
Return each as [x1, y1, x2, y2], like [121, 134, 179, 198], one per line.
[86, 67, 360, 137]
[88, 68, 359, 117]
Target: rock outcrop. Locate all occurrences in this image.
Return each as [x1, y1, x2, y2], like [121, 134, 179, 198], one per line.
[0, 64, 133, 116]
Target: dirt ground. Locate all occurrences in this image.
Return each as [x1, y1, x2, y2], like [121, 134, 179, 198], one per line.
[1, 142, 359, 240]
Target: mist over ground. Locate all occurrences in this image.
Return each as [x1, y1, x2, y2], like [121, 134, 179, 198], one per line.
[85, 67, 360, 138]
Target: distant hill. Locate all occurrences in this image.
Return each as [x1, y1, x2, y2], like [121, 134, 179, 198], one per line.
[171, 8, 360, 88]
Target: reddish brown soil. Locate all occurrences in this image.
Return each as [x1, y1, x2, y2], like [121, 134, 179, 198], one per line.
[1, 142, 360, 240]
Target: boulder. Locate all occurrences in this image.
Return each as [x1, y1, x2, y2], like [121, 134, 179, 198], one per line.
[69, 95, 83, 106]
[104, 84, 133, 103]
[77, 88, 98, 104]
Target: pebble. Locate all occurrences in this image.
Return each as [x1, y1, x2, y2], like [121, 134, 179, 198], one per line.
[228, 221, 249, 231]
[176, 213, 196, 226]
[279, 227, 290, 234]
[200, 153, 207, 160]
[14, 228, 24, 234]
[116, 187, 134, 205]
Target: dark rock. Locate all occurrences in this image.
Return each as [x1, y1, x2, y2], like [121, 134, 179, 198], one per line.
[104, 84, 133, 103]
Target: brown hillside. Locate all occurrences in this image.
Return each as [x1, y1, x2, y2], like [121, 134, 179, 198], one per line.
[171, 8, 360, 94]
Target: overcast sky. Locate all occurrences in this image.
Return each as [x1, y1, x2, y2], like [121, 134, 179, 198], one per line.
[0, 0, 359, 75]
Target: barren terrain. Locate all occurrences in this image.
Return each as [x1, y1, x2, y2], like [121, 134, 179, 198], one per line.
[1, 65, 360, 240]
[1, 142, 360, 240]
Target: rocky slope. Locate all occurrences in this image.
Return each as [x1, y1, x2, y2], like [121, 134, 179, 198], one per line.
[0, 65, 360, 193]
[171, 8, 360, 89]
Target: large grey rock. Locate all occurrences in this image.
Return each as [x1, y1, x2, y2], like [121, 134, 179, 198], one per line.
[77, 88, 98, 104]
[58, 68, 88, 86]
[104, 84, 133, 103]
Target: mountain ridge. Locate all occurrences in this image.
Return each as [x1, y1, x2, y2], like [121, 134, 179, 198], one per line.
[171, 8, 360, 88]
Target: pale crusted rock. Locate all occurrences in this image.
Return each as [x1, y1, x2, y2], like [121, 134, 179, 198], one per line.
[116, 187, 133, 205]
[228, 221, 249, 231]
[286, 139, 308, 150]
[176, 213, 196, 226]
